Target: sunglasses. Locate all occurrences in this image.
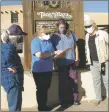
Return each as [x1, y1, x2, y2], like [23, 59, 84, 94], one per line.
[84, 25, 92, 29]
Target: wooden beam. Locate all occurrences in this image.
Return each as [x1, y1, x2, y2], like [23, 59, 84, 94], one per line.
[79, 0, 84, 39]
[23, 0, 33, 70]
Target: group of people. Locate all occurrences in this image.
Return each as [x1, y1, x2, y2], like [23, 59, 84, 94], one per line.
[1, 15, 108, 111]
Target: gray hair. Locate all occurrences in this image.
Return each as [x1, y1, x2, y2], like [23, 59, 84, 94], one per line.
[1, 30, 9, 43]
[9, 35, 20, 46]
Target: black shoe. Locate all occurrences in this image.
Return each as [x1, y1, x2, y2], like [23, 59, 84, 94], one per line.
[61, 103, 69, 108]
[45, 106, 52, 111]
[73, 101, 80, 105]
[38, 106, 51, 111]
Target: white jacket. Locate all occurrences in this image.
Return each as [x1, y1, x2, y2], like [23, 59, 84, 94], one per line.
[85, 30, 109, 64]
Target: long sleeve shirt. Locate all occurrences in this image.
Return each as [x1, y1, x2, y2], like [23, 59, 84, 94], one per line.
[1, 43, 24, 93]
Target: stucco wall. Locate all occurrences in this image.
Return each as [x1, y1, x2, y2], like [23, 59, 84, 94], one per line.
[1, 5, 23, 31]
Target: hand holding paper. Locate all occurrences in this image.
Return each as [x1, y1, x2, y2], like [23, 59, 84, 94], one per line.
[54, 48, 72, 59]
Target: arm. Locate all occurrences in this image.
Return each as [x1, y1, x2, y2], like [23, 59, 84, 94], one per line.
[104, 31, 109, 44]
[75, 43, 79, 66]
[5, 45, 18, 73]
[7, 48, 17, 68]
[35, 52, 54, 59]
[31, 39, 56, 59]
[72, 32, 79, 65]
[75, 44, 79, 61]
[35, 50, 64, 59]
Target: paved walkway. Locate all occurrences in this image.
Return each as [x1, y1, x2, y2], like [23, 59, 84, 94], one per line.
[1, 54, 108, 111]
[2, 98, 108, 111]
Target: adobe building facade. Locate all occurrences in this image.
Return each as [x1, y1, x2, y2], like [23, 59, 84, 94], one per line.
[1, 5, 23, 32]
[1, 5, 108, 32]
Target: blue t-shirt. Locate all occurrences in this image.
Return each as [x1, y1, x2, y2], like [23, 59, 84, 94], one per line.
[31, 37, 54, 73]
[51, 32, 78, 66]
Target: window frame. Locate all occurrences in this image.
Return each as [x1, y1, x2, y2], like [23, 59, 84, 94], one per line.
[11, 12, 18, 23]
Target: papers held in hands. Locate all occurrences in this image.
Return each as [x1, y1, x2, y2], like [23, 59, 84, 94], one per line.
[54, 48, 72, 59]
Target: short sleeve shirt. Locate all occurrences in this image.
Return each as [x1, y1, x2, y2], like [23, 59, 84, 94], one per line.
[31, 37, 54, 72]
[50, 32, 78, 65]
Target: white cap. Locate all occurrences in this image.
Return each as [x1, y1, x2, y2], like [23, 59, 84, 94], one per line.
[84, 15, 95, 26]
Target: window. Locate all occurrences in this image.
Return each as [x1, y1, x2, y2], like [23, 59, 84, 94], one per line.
[11, 12, 18, 23]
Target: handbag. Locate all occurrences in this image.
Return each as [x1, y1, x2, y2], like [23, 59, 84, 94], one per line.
[69, 63, 78, 80]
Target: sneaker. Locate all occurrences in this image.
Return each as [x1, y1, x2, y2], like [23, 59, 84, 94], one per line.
[44, 106, 52, 111]
[61, 104, 69, 108]
[94, 100, 102, 106]
[73, 101, 80, 105]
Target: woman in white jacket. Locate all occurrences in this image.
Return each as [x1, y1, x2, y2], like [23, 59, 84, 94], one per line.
[84, 15, 108, 106]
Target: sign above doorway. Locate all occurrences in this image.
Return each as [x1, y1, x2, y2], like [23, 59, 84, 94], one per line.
[37, 11, 72, 19]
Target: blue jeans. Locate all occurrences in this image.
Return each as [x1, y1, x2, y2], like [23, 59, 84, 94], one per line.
[7, 87, 22, 112]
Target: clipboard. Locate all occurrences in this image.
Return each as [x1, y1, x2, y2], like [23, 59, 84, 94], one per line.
[54, 48, 72, 59]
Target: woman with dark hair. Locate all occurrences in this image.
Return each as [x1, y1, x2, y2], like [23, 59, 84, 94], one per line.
[1, 31, 24, 112]
[51, 19, 80, 107]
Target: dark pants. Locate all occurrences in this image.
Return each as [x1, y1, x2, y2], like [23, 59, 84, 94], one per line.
[58, 65, 78, 105]
[7, 87, 22, 112]
[32, 72, 52, 111]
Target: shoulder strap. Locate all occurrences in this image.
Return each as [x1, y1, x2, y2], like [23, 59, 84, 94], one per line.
[71, 31, 76, 43]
